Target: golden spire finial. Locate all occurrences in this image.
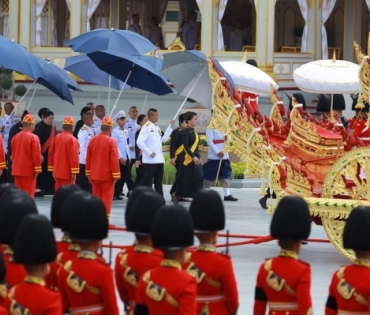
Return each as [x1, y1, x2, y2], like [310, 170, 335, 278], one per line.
[332, 50, 336, 63]
[355, 93, 365, 109]
[242, 49, 248, 63]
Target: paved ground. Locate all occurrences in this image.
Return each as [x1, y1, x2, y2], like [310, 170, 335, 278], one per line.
[35, 185, 348, 314]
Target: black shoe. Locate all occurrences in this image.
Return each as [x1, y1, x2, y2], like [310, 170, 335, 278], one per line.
[301, 241, 308, 245]
[126, 192, 131, 198]
[224, 195, 238, 201]
[259, 198, 268, 209]
[34, 189, 45, 198]
[113, 196, 123, 200]
[120, 192, 125, 196]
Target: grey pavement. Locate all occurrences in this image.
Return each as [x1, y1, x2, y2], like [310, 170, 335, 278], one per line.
[35, 185, 348, 314]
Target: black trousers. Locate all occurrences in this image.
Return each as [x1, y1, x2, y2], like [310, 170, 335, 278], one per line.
[76, 164, 92, 193]
[114, 162, 134, 196]
[139, 163, 164, 197]
[6, 157, 14, 183]
[266, 188, 276, 199]
[0, 154, 9, 183]
[169, 160, 180, 196]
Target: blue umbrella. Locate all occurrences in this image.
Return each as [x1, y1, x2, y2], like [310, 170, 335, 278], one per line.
[161, 50, 235, 110]
[87, 50, 173, 116]
[64, 55, 131, 90]
[0, 36, 44, 79]
[66, 28, 156, 55]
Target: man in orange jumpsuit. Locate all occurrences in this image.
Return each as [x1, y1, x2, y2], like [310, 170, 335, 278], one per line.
[185, 190, 239, 315]
[135, 205, 197, 315]
[0, 135, 5, 178]
[11, 113, 42, 197]
[4, 214, 62, 314]
[253, 196, 313, 315]
[57, 192, 119, 315]
[115, 189, 164, 314]
[325, 207, 370, 315]
[48, 115, 80, 191]
[86, 116, 120, 219]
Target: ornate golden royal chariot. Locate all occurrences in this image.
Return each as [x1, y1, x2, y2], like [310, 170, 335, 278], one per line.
[207, 42, 370, 261]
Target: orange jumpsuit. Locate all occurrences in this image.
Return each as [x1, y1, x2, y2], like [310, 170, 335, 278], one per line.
[254, 250, 313, 315]
[0, 134, 5, 172]
[4, 276, 62, 314]
[325, 259, 370, 315]
[11, 130, 41, 197]
[115, 245, 163, 314]
[135, 259, 197, 315]
[353, 118, 370, 145]
[57, 251, 119, 315]
[85, 133, 120, 216]
[183, 245, 239, 315]
[48, 131, 80, 191]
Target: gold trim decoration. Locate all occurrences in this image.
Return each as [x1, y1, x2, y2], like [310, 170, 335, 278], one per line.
[168, 37, 185, 51]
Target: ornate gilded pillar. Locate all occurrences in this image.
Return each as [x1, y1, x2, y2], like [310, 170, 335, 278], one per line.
[70, 0, 83, 42]
[200, 0, 215, 55]
[254, 0, 277, 81]
[19, 0, 31, 49]
[8, 0, 19, 41]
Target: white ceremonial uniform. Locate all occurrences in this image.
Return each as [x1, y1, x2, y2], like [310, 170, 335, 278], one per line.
[229, 28, 245, 51]
[124, 118, 138, 160]
[222, 24, 233, 50]
[145, 25, 164, 49]
[128, 23, 142, 35]
[111, 126, 130, 160]
[78, 125, 95, 164]
[0, 115, 19, 153]
[137, 122, 172, 164]
[182, 20, 200, 50]
[206, 128, 229, 160]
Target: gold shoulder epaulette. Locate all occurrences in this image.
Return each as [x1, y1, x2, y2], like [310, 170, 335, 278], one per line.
[145, 122, 151, 127]
[81, 126, 87, 131]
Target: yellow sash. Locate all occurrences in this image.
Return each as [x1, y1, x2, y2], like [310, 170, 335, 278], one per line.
[184, 131, 199, 166]
[174, 145, 184, 158]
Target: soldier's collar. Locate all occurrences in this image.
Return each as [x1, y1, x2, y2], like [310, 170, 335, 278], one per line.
[3, 246, 13, 256]
[68, 244, 80, 252]
[278, 249, 298, 260]
[25, 275, 45, 286]
[354, 258, 370, 268]
[197, 244, 215, 252]
[78, 251, 97, 260]
[61, 235, 72, 243]
[134, 244, 153, 253]
[161, 259, 182, 270]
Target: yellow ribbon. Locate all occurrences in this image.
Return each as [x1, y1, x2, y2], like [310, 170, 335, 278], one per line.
[183, 132, 199, 166]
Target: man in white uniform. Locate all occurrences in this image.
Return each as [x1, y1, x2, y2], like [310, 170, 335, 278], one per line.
[93, 104, 105, 133]
[137, 108, 174, 197]
[222, 15, 233, 51]
[76, 113, 95, 192]
[111, 110, 133, 200]
[125, 106, 139, 168]
[202, 125, 238, 201]
[145, 16, 164, 49]
[0, 102, 19, 182]
[182, 11, 200, 50]
[229, 19, 246, 51]
[128, 14, 142, 35]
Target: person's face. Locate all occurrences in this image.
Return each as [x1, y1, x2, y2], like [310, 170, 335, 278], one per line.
[116, 117, 126, 127]
[140, 116, 148, 126]
[180, 121, 187, 129]
[43, 115, 54, 126]
[133, 15, 140, 24]
[150, 112, 159, 123]
[151, 18, 158, 27]
[85, 116, 93, 126]
[190, 13, 197, 22]
[129, 108, 139, 120]
[335, 110, 343, 117]
[95, 107, 105, 118]
[188, 115, 198, 128]
[361, 111, 368, 119]
[5, 104, 13, 115]
[87, 104, 95, 113]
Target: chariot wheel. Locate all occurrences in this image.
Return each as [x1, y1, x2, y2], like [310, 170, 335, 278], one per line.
[321, 147, 370, 261]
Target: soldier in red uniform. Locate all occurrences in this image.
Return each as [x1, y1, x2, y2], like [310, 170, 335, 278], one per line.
[185, 190, 239, 315]
[348, 94, 361, 131]
[86, 116, 120, 219]
[10, 113, 42, 197]
[0, 253, 7, 314]
[135, 205, 197, 315]
[4, 214, 62, 314]
[0, 189, 38, 305]
[353, 100, 370, 145]
[325, 206, 370, 315]
[115, 189, 164, 314]
[46, 185, 82, 289]
[0, 135, 5, 178]
[57, 191, 119, 315]
[254, 196, 313, 315]
[48, 115, 80, 191]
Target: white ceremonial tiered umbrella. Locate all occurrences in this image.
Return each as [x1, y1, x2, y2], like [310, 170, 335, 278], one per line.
[220, 61, 279, 95]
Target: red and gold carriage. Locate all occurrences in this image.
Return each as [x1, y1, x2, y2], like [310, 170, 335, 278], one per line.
[207, 42, 370, 260]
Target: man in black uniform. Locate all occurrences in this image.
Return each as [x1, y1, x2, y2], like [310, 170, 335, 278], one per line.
[169, 113, 187, 201]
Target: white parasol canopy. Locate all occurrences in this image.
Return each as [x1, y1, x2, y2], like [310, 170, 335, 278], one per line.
[293, 59, 360, 94]
[220, 61, 279, 96]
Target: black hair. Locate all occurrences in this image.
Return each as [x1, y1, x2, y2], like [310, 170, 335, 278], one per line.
[185, 111, 197, 123]
[43, 110, 54, 118]
[178, 113, 186, 124]
[133, 14, 139, 19]
[137, 114, 147, 125]
[37, 107, 49, 119]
